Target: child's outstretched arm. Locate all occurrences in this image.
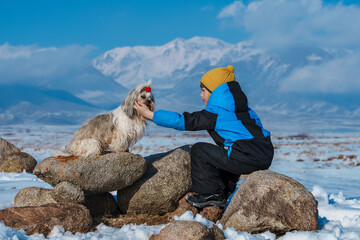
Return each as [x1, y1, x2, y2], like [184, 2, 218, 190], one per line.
[134, 101, 154, 120]
[135, 100, 216, 131]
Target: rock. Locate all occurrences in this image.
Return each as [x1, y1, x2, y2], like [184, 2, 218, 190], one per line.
[15, 184, 85, 208]
[14, 186, 116, 218]
[171, 193, 223, 222]
[200, 207, 223, 223]
[0, 137, 20, 156]
[171, 192, 199, 218]
[83, 193, 118, 217]
[149, 220, 216, 240]
[220, 170, 318, 235]
[0, 137, 37, 173]
[51, 181, 85, 203]
[103, 193, 196, 229]
[14, 187, 57, 207]
[104, 213, 172, 228]
[210, 225, 225, 240]
[103, 192, 223, 230]
[0, 152, 37, 173]
[33, 152, 146, 194]
[0, 203, 92, 236]
[117, 146, 192, 215]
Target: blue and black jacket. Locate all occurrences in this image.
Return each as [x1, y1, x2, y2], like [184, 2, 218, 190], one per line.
[153, 81, 273, 168]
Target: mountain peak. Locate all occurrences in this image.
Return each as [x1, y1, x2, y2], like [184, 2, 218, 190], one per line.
[92, 36, 255, 88]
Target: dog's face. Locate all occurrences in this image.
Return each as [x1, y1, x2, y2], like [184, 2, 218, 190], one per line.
[138, 86, 155, 112]
[122, 83, 155, 119]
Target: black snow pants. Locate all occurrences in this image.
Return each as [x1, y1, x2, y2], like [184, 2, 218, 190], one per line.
[190, 142, 272, 197]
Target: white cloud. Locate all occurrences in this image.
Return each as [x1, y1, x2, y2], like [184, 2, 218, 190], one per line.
[218, 0, 360, 49]
[76, 90, 105, 100]
[0, 43, 57, 59]
[280, 52, 360, 93]
[0, 43, 96, 85]
[306, 54, 322, 61]
[218, 1, 245, 18]
[218, 0, 360, 95]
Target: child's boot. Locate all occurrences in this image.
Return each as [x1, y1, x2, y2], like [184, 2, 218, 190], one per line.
[185, 193, 226, 208]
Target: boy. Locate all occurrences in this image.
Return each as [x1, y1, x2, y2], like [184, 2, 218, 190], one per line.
[134, 65, 274, 208]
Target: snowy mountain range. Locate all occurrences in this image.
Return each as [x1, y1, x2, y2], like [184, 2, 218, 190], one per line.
[1, 37, 359, 133]
[93, 37, 360, 131]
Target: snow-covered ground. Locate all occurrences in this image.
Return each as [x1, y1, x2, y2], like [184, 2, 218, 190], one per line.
[1, 124, 360, 239]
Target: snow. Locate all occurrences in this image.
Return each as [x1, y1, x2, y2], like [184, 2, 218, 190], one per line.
[92, 37, 264, 89]
[1, 124, 360, 239]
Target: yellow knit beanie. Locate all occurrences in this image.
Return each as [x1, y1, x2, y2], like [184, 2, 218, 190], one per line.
[200, 65, 236, 93]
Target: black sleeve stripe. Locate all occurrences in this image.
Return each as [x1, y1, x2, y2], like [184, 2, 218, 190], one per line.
[227, 82, 248, 113]
[207, 130, 225, 146]
[228, 82, 265, 138]
[184, 110, 218, 131]
[235, 112, 265, 138]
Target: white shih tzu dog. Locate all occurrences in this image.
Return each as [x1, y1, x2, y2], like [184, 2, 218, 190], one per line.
[65, 82, 155, 157]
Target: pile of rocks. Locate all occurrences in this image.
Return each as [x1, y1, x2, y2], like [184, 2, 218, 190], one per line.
[0, 146, 193, 236]
[0, 142, 319, 237]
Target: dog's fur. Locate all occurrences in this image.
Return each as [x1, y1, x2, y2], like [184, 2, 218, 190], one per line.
[65, 83, 155, 157]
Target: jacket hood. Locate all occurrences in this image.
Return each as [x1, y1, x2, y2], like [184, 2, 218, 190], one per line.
[205, 82, 247, 113]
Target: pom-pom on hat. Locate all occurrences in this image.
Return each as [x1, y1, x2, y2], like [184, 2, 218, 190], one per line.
[200, 65, 236, 93]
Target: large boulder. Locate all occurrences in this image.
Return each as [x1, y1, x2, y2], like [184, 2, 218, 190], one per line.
[33, 152, 147, 194]
[0, 203, 92, 237]
[14, 187, 57, 207]
[149, 220, 224, 240]
[220, 170, 318, 235]
[0, 137, 37, 173]
[117, 146, 192, 215]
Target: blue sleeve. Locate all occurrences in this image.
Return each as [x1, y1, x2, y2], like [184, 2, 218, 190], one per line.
[153, 110, 185, 131]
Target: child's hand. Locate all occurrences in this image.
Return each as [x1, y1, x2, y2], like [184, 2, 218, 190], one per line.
[134, 101, 154, 120]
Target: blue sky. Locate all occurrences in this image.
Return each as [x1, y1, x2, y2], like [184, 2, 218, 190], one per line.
[0, 0, 248, 53]
[1, 0, 359, 53]
[1, 0, 360, 97]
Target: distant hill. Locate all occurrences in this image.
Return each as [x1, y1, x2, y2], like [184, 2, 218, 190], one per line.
[0, 85, 101, 125]
[0, 85, 93, 109]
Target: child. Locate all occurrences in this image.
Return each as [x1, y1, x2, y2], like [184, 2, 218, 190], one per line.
[134, 65, 274, 208]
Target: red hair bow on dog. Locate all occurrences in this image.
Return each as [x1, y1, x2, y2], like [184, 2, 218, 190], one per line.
[145, 87, 151, 92]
